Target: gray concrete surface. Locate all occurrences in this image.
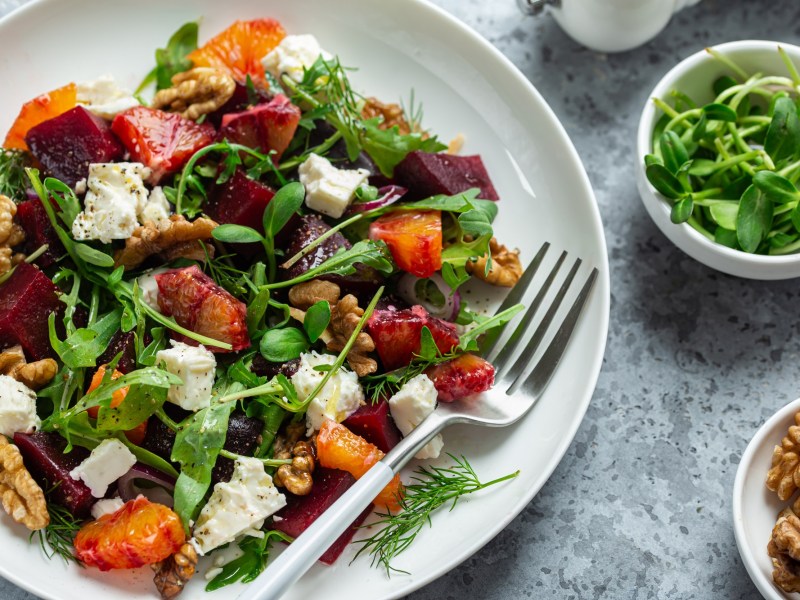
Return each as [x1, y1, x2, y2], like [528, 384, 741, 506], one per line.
[1, 0, 795, 598]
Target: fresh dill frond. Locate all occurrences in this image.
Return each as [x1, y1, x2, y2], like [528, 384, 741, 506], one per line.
[0, 149, 32, 202]
[31, 500, 84, 566]
[400, 88, 425, 133]
[353, 455, 519, 575]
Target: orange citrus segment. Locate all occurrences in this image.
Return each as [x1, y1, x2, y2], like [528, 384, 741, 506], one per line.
[187, 19, 286, 86]
[3, 83, 77, 150]
[316, 420, 403, 510]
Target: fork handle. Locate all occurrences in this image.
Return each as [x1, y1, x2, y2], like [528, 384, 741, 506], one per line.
[237, 412, 447, 600]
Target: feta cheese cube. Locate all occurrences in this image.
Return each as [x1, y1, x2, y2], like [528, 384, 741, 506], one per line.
[262, 34, 332, 83]
[136, 267, 168, 312]
[193, 457, 286, 554]
[298, 153, 370, 219]
[0, 374, 41, 437]
[388, 374, 443, 460]
[156, 341, 217, 412]
[72, 162, 152, 243]
[139, 186, 171, 224]
[90, 497, 125, 520]
[69, 439, 137, 498]
[292, 351, 365, 435]
[77, 75, 140, 120]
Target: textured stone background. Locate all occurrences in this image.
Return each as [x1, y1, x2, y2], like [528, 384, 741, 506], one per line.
[1, 0, 798, 598]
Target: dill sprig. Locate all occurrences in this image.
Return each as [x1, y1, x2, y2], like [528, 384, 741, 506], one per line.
[353, 455, 519, 575]
[0, 149, 32, 201]
[31, 500, 84, 566]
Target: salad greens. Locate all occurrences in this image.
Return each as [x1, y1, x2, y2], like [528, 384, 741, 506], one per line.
[644, 47, 800, 254]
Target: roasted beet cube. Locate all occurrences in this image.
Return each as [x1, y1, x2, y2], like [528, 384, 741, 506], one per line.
[0, 263, 64, 360]
[273, 467, 373, 564]
[219, 94, 301, 161]
[206, 169, 274, 232]
[367, 305, 459, 371]
[141, 404, 189, 463]
[25, 106, 123, 187]
[394, 151, 499, 201]
[343, 400, 402, 453]
[15, 197, 64, 268]
[14, 431, 94, 518]
[251, 355, 300, 379]
[206, 82, 272, 128]
[211, 411, 263, 484]
[97, 330, 137, 374]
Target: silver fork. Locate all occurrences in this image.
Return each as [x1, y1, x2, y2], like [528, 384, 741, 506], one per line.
[237, 242, 598, 600]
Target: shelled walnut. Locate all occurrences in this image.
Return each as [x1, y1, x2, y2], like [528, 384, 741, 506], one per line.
[151, 68, 236, 121]
[0, 195, 26, 276]
[274, 440, 316, 496]
[361, 97, 411, 135]
[770, 503, 800, 593]
[0, 345, 58, 390]
[0, 435, 49, 531]
[465, 237, 523, 288]
[288, 280, 377, 376]
[152, 541, 198, 600]
[767, 412, 800, 501]
[114, 215, 218, 269]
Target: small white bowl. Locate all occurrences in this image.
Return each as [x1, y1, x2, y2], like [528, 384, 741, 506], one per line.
[733, 397, 800, 600]
[636, 40, 800, 280]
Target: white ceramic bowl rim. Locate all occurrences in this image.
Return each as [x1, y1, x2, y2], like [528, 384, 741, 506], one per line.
[637, 40, 800, 269]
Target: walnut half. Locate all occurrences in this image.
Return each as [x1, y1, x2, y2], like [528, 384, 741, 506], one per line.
[770, 504, 800, 593]
[0, 195, 26, 276]
[152, 541, 199, 600]
[274, 440, 316, 496]
[114, 215, 218, 270]
[465, 237, 523, 288]
[767, 412, 800, 501]
[0, 345, 58, 390]
[0, 435, 49, 531]
[151, 68, 236, 121]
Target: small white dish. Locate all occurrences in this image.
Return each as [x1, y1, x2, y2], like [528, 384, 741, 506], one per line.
[636, 40, 800, 280]
[733, 396, 800, 600]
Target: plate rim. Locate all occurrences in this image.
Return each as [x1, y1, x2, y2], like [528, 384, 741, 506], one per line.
[0, 0, 610, 598]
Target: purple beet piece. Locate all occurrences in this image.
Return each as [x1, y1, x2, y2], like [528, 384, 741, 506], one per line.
[15, 197, 64, 268]
[273, 467, 374, 564]
[0, 263, 65, 360]
[394, 151, 499, 201]
[206, 169, 275, 233]
[97, 330, 137, 373]
[251, 355, 300, 379]
[13, 431, 94, 518]
[278, 215, 383, 301]
[206, 82, 272, 128]
[344, 400, 402, 453]
[211, 410, 263, 484]
[25, 106, 123, 186]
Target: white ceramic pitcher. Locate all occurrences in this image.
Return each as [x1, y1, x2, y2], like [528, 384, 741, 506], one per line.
[518, 0, 703, 53]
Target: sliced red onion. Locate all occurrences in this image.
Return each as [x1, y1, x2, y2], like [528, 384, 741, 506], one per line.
[117, 463, 176, 507]
[397, 272, 461, 321]
[346, 185, 407, 215]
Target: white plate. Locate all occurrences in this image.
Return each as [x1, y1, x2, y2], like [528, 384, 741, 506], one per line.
[734, 397, 800, 600]
[0, 1, 609, 598]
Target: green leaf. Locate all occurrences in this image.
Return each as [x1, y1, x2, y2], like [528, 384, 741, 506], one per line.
[260, 328, 309, 362]
[97, 385, 168, 432]
[736, 184, 773, 253]
[73, 243, 115, 267]
[263, 182, 305, 239]
[206, 531, 293, 591]
[283, 240, 395, 285]
[692, 114, 708, 142]
[715, 227, 738, 249]
[212, 224, 264, 244]
[702, 103, 738, 122]
[304, 301, 331, 343]
[660, 131, 689, 174]
[645, 164, 684, 199]
[709, 202, 738, 230]
[670, 196, 694, 224]
[48, 308, 123, 369]
[151, 21, 199, 91]
[360, 118, 447, 177]
[441, 262, 471, 291]
[713, 75, 738, 96]
[172, 401, 236, 528]
[687, 159, 718, 178]
[765, 96, 800, 163]
[753, 170, 800, 204]
[416, 327, 440, 361]
[247, 288, 271, 333]
[463, 304, 525, 354]
[644, 154, 663, 167]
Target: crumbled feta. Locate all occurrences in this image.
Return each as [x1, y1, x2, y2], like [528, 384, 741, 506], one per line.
[71, 163, 150, 243]
[140, 186, 171, 224]
[193, 457, 286, 554]
[90, 497, 125, 520]
[262, 34, 332, 83]
[388, 374, 443, 460]
[292, 351, 365, 435]
[156, 341, 216, 412]
[77, 75, 140, 120]
[136, 267, 168, 312]
[0, 374, 40, 437]
[298, 153, 370, 219]
[69, 439, 137, 498]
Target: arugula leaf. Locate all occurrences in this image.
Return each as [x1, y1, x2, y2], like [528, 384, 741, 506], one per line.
[360, 118, 447, 177]
[260, 328, 309, 362]
[97, 385, 168, 432]
[172, 400, 236, 528]
[304, 301, 331, 343]
[137, 21, 199, 93]
[206, 531, 293, 591]
[48, 307, 123, 370]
